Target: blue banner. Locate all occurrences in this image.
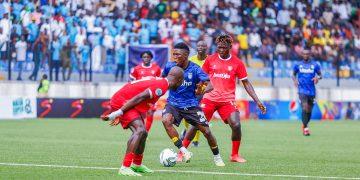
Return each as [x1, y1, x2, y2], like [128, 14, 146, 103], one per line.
[127, 45, 170, 72]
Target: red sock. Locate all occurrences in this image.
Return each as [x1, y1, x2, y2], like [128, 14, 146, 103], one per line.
[145, 115, 154, 132]
[183, 139, 191, 148]
[231, 141, 240, 156]
[122, 152, 134, 167]
[133, 154, 143, 166]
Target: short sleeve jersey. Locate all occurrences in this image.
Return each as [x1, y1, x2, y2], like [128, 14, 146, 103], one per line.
[189, 55, 206, 67]
[162, 61, 209, 108]
[202, 53, 247, 102]
[111, 77, 169, 113]
[293, 61, 321, 96]
[130, 63, 162, 80]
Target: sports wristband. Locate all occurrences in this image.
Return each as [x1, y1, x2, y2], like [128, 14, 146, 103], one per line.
[108, 109, 123, 120]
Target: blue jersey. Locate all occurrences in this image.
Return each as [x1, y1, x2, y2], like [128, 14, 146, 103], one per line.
[162, 61, 209, 108]
[293, 61, 321, 96]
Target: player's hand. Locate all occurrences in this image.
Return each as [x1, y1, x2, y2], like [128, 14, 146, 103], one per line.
[312, 77, 319, 84]
[109, 118, 121, 126]
[100, 115, 109, 121]
[257, 102, 266, 114]
[195, 82, 207, 95]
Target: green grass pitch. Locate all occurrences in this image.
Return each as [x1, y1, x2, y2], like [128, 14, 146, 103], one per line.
[0, 119, 359, 179]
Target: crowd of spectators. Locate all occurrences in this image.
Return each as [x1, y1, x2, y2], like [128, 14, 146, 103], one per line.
[0, 0, 359, 81]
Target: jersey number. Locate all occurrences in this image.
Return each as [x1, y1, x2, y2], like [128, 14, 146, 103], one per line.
[197, 111, 207, 122]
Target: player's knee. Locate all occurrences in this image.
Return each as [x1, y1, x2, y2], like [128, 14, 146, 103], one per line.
[135, 128, 147, 138]
[161, 116, 172, 127]
[230, 121, 241, 131]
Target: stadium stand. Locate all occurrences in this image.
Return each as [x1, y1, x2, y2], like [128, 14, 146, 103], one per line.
[0, 0, 359, 82]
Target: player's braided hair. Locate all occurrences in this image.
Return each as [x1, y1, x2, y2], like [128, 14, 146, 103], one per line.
[215, 34, 233, 46]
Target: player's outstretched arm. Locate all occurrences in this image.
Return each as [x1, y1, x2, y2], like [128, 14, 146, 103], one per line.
[241, 79, 266, 114]
[103, 90, 151, 122]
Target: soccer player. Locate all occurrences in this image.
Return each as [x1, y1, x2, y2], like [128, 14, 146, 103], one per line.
[189, 34, 266, 163]
[181, 40, 208, 147]
[161, 42, 225, 166]
[130, 51, 162, 132]
[101, 66, 184, 176]
[292, 49, 322, 136]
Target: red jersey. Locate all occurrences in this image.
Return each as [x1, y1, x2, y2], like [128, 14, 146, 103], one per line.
[130, 63, 162, 80]
[202, 53, 247, 102]
[111, 77, 169, 113]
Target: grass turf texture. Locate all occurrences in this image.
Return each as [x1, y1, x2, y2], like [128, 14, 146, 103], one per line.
[0, 119, 359, 179]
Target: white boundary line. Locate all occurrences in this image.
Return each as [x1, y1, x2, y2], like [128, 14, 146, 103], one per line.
[0, 162, 359, 179]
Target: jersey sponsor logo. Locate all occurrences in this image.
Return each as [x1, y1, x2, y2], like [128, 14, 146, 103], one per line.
[299, 64, 315, 73]
[155, 88, 163, 96]
[181, 80, 193, 86]
[213, 73, 231, 79]
[299, 67, 314, 73]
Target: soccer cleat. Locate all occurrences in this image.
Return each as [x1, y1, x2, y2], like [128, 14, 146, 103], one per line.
[131, 164, 154, 173]
[303, 128, 311, 136]
[118, 166, 142, 176]
[213, 155, 225, 167]
[182, 151, 193, 163]
[230, 154, 247, 163]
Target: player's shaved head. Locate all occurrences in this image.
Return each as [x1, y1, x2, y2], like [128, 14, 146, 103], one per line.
[197, 40, 207, 55]
[167, 66, 184, 90]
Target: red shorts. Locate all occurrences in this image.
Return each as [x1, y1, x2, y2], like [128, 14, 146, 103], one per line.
[200, 98, 238, 123]
[110, 104, 146, 129]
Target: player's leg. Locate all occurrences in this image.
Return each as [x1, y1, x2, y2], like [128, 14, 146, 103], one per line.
[145, 109, 155, 132]
[182, 107, 225, 166]
[218, 102, 246, 163]
[196, 124, 225, 166]
[129, 119, 154, 173]
[119, 119, 146, 176]
[161, 104, 192, 162]
[227, 111, 246, 163]
[300, 94, 314, 136]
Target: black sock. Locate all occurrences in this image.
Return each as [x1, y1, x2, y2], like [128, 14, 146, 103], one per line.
[211, 146, 219, 155]
[174, 139, 182, 149]
[305, 112, 311, 127]
[302, 111, 307, 128]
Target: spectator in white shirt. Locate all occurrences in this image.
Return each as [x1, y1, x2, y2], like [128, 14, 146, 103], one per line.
[0, 27, 7, 61]
[277, 7, 291, 26]
[0, 13, 10, 38]
[15, 36, 27, 80]
[275, 38, 288, 60]
[248, 29, 262, 55]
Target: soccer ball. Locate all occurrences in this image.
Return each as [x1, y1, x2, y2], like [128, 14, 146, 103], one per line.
[159, 148, 177, 167]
